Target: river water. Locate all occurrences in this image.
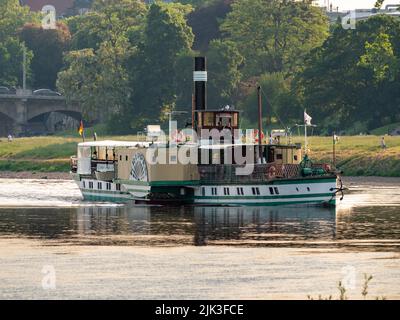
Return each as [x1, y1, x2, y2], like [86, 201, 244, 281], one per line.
[0, 177, 399, 299]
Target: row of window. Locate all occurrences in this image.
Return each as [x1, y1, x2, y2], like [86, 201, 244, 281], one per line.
[83, 181, 121, 191]
[202, 186, 313, 197]
[119, 155, 129, 161]
[202, 186, 280, 196]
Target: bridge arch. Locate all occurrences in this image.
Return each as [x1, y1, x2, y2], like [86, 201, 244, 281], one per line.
[26, 103, 82, 122]
[28, 109, 83, 123]
[0, 101, 19, 122]
[0, 111, 16, 137]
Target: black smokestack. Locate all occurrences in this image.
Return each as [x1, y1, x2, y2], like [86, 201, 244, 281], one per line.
[194, 57, 207, 110]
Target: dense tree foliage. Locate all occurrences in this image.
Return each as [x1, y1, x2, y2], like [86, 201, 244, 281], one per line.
[207, 39, 243, 108]
[294, 15, 400, 134]
[20, 23, 71, 89]
[187, 0, 232, 52]
[221, 0, 329, 75]
[0, 0, 35, 87]
[58, 0, 145, 121]
[1, 0, 400, 134]
[130, 2, 194, 123]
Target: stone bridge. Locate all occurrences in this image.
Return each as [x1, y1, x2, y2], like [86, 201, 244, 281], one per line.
[0, 94, 82, 137]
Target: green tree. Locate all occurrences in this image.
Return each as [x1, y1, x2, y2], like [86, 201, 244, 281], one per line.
[57, 39, 132, 121]
[187, 0, 232, 51]
[240, 72, 300, 128]
[221, 0, 329, 75]
[294, 15, 400, 132]
[358, 32, 398, 83]
[0, 0, 34, 41]
[20, 23, 71, 89]
[129, 2, 194, 129]
[207, 39, 243, 108]
[0, 38, 33, 87]
[67, 0, 147, 50]
[58, 0, 147, 122]
[374, 0, 384, 9]
[0, 0, 36, 87]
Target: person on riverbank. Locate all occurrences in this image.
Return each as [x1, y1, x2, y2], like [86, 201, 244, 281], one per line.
[7, 134, 13, 142]
[381, 136, 387, 150]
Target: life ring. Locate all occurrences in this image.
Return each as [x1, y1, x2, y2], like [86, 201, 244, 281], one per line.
[267, 165, 277, 179]
[253, 129, 265, 143]
[323, 164, 331, 173]
[171, 130, 183, 143]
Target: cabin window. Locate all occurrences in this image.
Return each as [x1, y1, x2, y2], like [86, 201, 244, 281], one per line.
[106, 183, 111, 190]
[274, 187, 279, 195]
[98, 182, 102, 190]
[89, 182, 93, 189]
[116, 184, 121, 191]
[202, 187, 205, 196]
[269, 187, 274, 195]
[294, 155, 298, 161]
[125, 155, 128, 161]
[203, 112, 214, 126]
[296, 187, 299, 192]
[255, 187, 260, 195]
[307, 187, 311, 192]
[224, 187, 230, 196]
[216, 115, 232, 127]
[211, 187, 217, 196]
[237, 187, 244, 196]
[276, 154, 283, 160]
[119, 155, 122, 161]
[83, 181, 85, 188]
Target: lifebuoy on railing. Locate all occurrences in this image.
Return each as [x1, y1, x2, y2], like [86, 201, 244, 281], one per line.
[323, 164, 331, 173]
[267, 165, 277, 179]
[171, 130, 184, 143]
[254, 129, 265, 143]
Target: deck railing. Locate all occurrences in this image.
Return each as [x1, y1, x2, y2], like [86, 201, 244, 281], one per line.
[198, 163, 330, 184]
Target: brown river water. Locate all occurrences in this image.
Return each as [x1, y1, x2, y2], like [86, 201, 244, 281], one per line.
[0, 177, 399, 299]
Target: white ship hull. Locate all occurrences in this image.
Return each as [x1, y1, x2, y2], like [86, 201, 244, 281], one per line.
[74, 176, 337, 206]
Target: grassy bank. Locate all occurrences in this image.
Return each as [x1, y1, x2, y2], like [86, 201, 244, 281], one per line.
[292, 135, 400, 176]
[0, 135, 399, 176]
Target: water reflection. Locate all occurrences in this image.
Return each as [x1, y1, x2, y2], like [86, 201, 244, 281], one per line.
[0, 203, 399, 250]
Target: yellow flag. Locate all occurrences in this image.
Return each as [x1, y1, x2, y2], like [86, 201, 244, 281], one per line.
[78, 120, 84, 136]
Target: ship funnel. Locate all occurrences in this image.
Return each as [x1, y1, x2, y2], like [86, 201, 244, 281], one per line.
[193, 57, 207, 110]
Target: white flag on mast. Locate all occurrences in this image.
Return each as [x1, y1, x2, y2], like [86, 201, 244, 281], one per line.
[304, 111, 312, 126]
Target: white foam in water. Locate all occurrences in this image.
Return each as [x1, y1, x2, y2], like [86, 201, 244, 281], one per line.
[0, 179, 121, 207]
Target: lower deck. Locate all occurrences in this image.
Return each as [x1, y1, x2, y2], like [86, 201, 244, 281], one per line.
[74, 175, 337, 206]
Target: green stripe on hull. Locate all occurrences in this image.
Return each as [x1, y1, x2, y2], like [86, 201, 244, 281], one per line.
[209, 199, 335, 207]
[194, 193, 333, 200]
